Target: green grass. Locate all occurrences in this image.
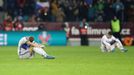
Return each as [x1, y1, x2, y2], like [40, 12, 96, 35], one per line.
[0, 46, 134, 75]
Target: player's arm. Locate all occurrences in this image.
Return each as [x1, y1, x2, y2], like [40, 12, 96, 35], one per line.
[33, 42, 45, 48]
[101, 37, 111, 46]
[111, 36, 118, 42]
[103, 40, 111, 46]
[27, 41, 41, 47]
[26, 41, 40, 55]
[110, 36, 121, 45]
[112, 36, 122, 44]
[27, 41, 45, 48]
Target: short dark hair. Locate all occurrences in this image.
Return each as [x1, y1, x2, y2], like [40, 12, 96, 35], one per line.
[108, 31, 113, 35]
[29, 36, 34, 42]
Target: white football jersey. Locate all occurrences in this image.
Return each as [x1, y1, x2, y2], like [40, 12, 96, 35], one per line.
[17, 37, 29, 54]
[101, 35, 117, 45]
[18, 37, 29, 48]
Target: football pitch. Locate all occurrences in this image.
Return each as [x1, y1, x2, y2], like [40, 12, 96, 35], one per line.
[0, 46, 134, 75]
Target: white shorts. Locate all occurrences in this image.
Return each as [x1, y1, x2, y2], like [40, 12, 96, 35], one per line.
[100, 43, 115, 52]
[18, 48, 34, 59]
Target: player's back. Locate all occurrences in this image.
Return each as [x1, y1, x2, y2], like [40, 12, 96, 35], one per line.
[101, 35, 115, 43]
[17, 37, 29, 55]
[18, 37, 28, 47]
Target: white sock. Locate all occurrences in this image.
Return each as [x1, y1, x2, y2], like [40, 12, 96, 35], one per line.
[33, 47, 48, 57]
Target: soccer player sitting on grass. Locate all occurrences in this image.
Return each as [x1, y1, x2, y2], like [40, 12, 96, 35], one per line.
[101, 31, 127, 52]
[17, 36, 55, 59]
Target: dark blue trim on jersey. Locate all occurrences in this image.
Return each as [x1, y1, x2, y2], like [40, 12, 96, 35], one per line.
[19, 44, 30, 56]
[21, 43, 30, 50]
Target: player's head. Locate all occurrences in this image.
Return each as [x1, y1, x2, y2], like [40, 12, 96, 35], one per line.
[113, 16, 117, 21]
[29, 36, 34, 42]
[107, 31, 113, 38]
[82, 18, 86, 23]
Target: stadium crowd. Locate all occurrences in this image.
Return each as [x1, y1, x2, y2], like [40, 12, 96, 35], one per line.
[0, 0, 133, 31]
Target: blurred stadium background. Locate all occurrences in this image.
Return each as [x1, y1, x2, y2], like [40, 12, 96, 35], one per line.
[0, 0, 134, 75]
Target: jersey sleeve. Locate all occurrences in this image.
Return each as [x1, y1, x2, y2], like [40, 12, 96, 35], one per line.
[101, 35, 111, 46]
[21, 37, 29, 44]
[111, 36, 118, 41]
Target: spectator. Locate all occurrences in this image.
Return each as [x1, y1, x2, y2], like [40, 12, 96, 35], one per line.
[3, 16, 13, 31]
[79, 18, 89, 46]
[0, 11, 5, 24]
[50, 0, 59, 22]
[88, 4, 96, 21]
[4, 0, 16, 17]
[63, 22, 70, 40]
[0, 24, 3, 30]
[80, 18, 89, 28]
[13, 19, 24, 31]
[56, 8, 65, 22]
[71, 26, 79, 35]
[64, 1, 74, 21]
[79, 1, 89, 21]
[38, 8, 51, 21]
[38, 24, 46, 31]
[124, 0, 134, 21]
[95, 13, 104, 22]
[104, 0, 114, 21]
[63, 0, 79, 21]
[17, 0, 25, 14]
[112, 0, 124, 21]
[94, 0, 105, 22]
[110, 16, 122, 42]
[95, 0, 105, 12]
[0, 0, 3, 9]
[24, 0, 36, 16]
[28, 15, 37, 23]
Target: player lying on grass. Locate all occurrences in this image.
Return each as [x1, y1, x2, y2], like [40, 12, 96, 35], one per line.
[17, 36, 55, 59]
[101, 31, 127, 52]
